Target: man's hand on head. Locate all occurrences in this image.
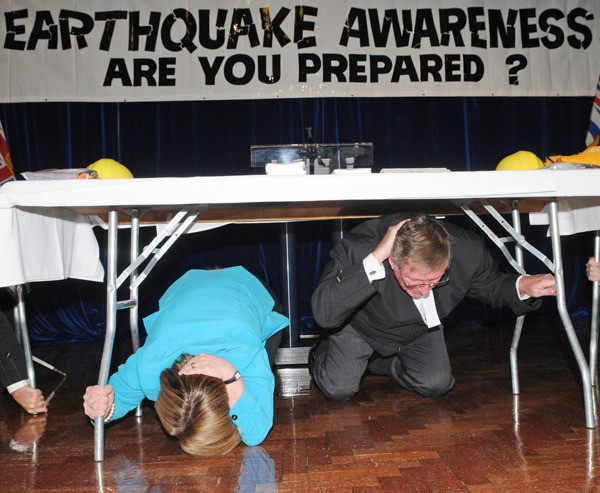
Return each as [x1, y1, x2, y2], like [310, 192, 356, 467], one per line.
[372, 220, 409, 264]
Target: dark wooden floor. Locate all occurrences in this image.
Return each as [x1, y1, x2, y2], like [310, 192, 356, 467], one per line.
[2, 320, 600, 492]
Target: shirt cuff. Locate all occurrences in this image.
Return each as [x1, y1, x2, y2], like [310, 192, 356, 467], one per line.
[363, 254, 386, 283]
[7, 379, 30, 394]
[9, 438, 31, 452]
[516, 274, 531, 300]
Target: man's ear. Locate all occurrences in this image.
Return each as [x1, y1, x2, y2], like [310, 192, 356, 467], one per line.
[389, 258, 396, 271]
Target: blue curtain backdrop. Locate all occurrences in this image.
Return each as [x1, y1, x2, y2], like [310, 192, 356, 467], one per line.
[1, 96, 595, 345]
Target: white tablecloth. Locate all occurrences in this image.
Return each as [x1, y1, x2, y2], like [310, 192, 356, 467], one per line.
[0, 207, 104, 287]
[529, 197, 600, 236]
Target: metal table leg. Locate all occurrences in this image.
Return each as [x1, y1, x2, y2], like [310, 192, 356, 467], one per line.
[279, 223, 298, 348]
[590, 231, 600, 387]
[14, 285, 35, 388]
[129, 209, 142, 417]
[548, 199, 595, 428]
[94, 207, 119, 461]
[509, 201, 525, 395]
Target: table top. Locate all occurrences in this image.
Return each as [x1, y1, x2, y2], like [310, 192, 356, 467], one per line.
[1, 169, 598, 208]
[1, 169, 599, 287]
[1, 169, 597, 222]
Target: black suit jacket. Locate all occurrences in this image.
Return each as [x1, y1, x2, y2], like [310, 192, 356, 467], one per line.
[0, 298, 28, 390]
[311, 213, 541, 356]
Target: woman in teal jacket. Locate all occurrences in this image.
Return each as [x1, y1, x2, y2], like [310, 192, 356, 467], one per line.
[83, 266, 289, 456]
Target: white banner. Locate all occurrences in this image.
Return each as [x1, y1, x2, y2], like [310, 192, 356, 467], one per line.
[0, 0, 598, 102]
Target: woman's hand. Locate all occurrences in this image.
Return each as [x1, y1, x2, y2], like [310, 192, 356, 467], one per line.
[179, 354, 244, 408]
[83, 385, 114, 419]
[178, 353, 236, 381]
[587, 257, 600, 282]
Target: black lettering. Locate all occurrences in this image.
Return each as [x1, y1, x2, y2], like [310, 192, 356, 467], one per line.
[197, 9, 227, 49]
[348, 54, 367, 82]
[94, 11, 128, 51]
[227, 9, 260, 49]
[463, 54, 484, 81]
[339, 8, 369, 47]
[520, 8, 539, 48]
[298, 53, 321, 82]
[322, 53, 347, 82]
[439, 9, 466, 47]
[224, 54, 254, 85]
[539, 9, 564, 49]
[4, 10, 28, 50]
[294, 5, 317, 49]
[260, 7, 291, 48]
[488, 9, 517, 48]
[129, 11, 160, 51]
[420, 54, 443, 81]
[567, 8, 593, 49]
[468, 7, 486, 48]
[27, 11, 57, 50]
[444, 54, 461, 81]
[391, 56, 419, 82]
[197, 56, 224, 85]
[369, 55, 392, 82]
[161, 9, 197, 53]
[158, 57, 176, 85]
[104, 58, 132, 86]
[412, 9, 439, 48]
[58, 10, 94, 49]
[257, 54, 280, 83]
[368, 9, 411, 48]
[133, 58, 158, 86]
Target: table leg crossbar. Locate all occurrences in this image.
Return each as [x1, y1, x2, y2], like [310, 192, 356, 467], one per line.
[460, 198, 595, 429]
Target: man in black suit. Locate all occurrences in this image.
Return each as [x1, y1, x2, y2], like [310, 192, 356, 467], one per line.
[0, 295, 46, 414]
[310, 212, 556, 402]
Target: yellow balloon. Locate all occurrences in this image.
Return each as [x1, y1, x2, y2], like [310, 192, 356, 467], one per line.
[87, 158, 134, 179]
[496, 150, 544, 171]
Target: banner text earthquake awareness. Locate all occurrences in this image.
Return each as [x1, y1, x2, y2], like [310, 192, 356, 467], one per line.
[3, 6, 594, 88]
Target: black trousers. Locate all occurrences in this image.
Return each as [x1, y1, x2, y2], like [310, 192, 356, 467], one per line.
[313, 323, 455, 401]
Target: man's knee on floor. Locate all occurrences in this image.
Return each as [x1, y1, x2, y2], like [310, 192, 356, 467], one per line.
[416, 375, 455, 398]
[322, 386, 357, 402]
[314, 377, 358, 402]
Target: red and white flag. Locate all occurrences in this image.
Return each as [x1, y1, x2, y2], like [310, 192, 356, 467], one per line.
[0, 120, 15, 186]
[586, 74, 600, 146]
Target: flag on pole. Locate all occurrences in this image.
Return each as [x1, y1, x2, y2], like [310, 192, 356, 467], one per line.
[0, 120, 15, 186]
[586, 74, 600, 146]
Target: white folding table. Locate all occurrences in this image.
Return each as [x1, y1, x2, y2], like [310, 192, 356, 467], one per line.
[0, 169, 599, 461]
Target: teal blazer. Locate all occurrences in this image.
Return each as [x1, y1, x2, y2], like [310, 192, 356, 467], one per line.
[108, 266, 289, 446]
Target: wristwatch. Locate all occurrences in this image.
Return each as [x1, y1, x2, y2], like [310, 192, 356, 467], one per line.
[223, 371, 241, 385]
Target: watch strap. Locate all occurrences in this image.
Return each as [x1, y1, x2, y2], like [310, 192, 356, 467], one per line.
[223, 371, 241, 385]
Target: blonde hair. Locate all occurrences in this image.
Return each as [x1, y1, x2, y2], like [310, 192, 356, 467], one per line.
[391, 213, 453, 273]
[155, 354, 241, 456]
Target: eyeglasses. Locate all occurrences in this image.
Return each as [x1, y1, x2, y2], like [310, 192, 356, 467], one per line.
[399, 270, 450, 290]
